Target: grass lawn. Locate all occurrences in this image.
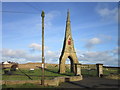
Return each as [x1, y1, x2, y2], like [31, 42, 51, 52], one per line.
[2, 75, 42, 80]
[2, 83, 55, 88]
[2, 66, 119, 80]
[2, 66, 75, 80]
[103, 68, 119, 75]
[81, 68, 119, 77]
[81, 69, 97, 77]
[1, 66, 119, 89]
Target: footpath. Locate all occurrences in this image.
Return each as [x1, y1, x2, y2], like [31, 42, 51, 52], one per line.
[59, 77, 119, 88]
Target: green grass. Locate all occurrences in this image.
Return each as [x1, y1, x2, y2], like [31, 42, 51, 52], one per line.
[2, 66, 74, 88]
[103, 68, 119, 75]
[2, 83, 55, 88]
[2, 66, 119, 89]
[2, 66, 75, 80]
[81, 68, 119, 77]
[81, 69, 97, 77]
[0, 69, 2, 74]
[2, 66, 119, 81]
[2, 75, 41, 80]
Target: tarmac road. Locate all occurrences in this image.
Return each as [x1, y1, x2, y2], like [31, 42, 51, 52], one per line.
[59, 77, 119, 88]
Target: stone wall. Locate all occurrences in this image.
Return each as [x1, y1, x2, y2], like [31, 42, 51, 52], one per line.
[2, 63, 68, 69]
[81, 64, 96, 69]
[2, 64, 12, 68]
[1, 80, 40, 85]
[18, 63, 43, 69]
[2, 76, 83, 86]
[2, 63, 97, 70]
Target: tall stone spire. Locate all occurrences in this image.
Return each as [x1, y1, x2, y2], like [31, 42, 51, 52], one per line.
[65, 9, 72, 41]
[67, 9, 70, 22]
[59, 10, 79, 73]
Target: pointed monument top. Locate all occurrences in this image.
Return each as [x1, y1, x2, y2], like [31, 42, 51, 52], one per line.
[67, 9, 69, 12]
[67, 9, 70, 22]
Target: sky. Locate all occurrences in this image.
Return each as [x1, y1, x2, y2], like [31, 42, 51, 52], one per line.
[1, 2, 119, 66]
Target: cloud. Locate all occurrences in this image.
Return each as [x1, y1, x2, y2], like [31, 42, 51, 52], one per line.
[45, 50, 59, 64]
[110, 47, 119, 55]
[1, 47, 118, 66]
[2, 57, 28, 64]
[29, 43, 49, 52]
[77, 48, 118, 66]
[85, 37, 101, 49]
[1, 46, 59, 64]
[1, 48, 41, 64]
[88, 38, 101, 44]
[29, 43, 42, 51]
[96, 3, 118, 23]
[2, 48, 26, 58]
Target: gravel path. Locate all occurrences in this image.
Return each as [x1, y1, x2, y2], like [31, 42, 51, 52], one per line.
[59, 77, 119, 88]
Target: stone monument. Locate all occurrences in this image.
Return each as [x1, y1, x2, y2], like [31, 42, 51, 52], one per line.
[59, 10, 79, 73]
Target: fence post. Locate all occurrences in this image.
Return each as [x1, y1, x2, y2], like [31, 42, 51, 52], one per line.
[96, 63, 103, 77]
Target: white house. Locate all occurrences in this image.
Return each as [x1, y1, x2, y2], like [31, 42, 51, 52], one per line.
[3, 61, 10, 64]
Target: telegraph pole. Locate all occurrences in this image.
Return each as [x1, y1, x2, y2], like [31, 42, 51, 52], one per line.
[41, 10, 45, 86]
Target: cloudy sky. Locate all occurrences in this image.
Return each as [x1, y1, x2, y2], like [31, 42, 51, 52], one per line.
[1, 2, 118, 66]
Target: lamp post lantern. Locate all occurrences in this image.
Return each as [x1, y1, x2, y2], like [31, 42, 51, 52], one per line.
[41, 10, 45, 86]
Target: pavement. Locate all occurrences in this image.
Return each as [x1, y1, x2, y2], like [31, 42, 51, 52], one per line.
[59, 77, 119, 88]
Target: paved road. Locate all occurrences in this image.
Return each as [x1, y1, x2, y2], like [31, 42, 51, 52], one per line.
[59, 77, 119, 88]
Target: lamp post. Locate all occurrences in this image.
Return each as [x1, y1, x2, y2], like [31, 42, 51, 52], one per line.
[41, 10, 45, 86]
